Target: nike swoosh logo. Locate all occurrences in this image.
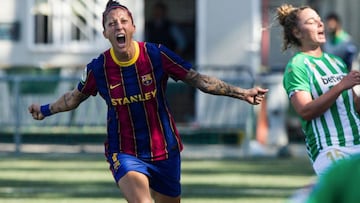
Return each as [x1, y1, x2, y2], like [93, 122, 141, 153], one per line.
[109, 83, 121, 90]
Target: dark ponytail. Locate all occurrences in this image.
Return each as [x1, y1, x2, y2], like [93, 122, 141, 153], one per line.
[105, 0, 119, 10]
[102, 0, 134, 29]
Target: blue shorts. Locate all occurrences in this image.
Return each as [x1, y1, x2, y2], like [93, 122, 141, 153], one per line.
[106, 152, 181, 197]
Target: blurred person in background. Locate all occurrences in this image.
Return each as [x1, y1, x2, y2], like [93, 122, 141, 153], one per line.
[28, 0, 268, 202]
[323, 12, 358, 71]
[277, 4, 360, 177]
[145, 1, 187, 56]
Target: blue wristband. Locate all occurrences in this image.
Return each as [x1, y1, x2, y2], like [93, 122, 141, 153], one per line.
[40, 104, 52, 117]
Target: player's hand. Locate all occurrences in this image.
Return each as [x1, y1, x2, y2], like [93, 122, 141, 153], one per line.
[28, 104, 45, 120]
[339, 70, 360, 90]
[244, 87, 268, 105]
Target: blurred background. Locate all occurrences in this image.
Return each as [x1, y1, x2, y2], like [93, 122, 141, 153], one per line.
[1, 0, 358, 202]
[1, 0, 360, 156]
[0, 0, 359, 158]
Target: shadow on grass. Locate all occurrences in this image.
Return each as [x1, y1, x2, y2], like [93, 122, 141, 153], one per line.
[0, 179, 297, 200]
[0, 154, 314, 200]
[181, 157, 314, 176]
[0, 178, 120, 199]
[182, 183, 301, 198]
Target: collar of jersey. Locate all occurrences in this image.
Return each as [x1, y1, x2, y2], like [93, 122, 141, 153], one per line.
[110, 41, 139, 67]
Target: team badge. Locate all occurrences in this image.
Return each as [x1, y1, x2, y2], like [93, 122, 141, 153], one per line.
[141, 74, 153, 86]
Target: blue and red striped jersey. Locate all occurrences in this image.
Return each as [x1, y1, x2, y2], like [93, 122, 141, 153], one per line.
[77, 41, 192, 161]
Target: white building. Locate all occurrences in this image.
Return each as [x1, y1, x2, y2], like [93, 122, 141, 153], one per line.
[0, 0, 144, 69]
[2, 0, 360, 70]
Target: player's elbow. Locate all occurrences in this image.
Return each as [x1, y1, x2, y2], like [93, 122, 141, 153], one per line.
[296, 109, 318, 121]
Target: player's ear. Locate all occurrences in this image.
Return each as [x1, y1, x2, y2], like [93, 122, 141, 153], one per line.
[103, 30, 109, 39]
[293, 28, 302, 39]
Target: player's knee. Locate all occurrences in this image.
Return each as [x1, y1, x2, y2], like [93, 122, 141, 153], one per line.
[118, 171, 152, 203]
[151, 189, 180, 203]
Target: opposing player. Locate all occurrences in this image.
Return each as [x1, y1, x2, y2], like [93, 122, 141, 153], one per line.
[277, 4, 360, 176]
[28, 1, 268, 202]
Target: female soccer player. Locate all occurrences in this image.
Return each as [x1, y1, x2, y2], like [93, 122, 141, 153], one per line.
[28, 1, 268, 202]
[278, 4, 360, 176]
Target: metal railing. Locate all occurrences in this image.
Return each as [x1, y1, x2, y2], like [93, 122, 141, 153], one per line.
[0, 75, 107, 153]
[0, 66, 257, 154]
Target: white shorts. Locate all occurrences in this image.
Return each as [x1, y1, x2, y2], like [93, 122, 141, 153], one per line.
[313, 145, 360, 176]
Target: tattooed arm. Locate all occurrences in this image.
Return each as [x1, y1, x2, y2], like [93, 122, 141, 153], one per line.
[28, 88, 89, 120]
[183, 69, 268, 105]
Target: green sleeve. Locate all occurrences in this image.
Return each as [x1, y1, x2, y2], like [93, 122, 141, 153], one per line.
[283, 61, 311, 98]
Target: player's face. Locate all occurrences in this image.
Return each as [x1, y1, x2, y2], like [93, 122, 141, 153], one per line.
[103, 8, 135, 53]
[294, 8, 326, 48]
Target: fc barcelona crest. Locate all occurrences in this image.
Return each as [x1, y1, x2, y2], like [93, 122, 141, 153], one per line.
[141, 74, 153, 86]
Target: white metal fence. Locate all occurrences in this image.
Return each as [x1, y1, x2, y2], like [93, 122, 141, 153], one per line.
[0, 70, 108, 153]
[0, 66, 256, 154]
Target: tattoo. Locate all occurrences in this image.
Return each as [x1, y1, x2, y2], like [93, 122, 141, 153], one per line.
[78, 92, 89, 103]
[53, 90, 88, 113]
[63, 92, 79, 109]
[184, 70, 245, 99]
[63, 94, 69, 108]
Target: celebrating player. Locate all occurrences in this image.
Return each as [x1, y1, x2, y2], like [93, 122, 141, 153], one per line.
[28, 1, 267, 202]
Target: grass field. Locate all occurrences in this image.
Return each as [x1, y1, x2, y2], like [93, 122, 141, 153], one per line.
[0, 152, 315, 203]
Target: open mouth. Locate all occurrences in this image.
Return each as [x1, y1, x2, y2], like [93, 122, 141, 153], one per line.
[116, 34, 126, 44]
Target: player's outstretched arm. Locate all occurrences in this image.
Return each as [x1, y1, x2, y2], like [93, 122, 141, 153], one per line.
[28, 88, 89, 120]
[183, 69, 268, 105]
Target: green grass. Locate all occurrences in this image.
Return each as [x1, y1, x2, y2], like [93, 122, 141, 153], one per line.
[0, 153, 315, 203]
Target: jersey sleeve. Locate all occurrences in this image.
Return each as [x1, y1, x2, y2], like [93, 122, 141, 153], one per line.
[283, 61, 311, 98]
[159, 44, 192, 81]
[77, 64, 98, 96]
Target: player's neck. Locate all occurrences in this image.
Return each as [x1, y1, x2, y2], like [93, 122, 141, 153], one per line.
[113, 42, 136, 62]
[110, 41, 139, 67]
[301, 46, 323, 57]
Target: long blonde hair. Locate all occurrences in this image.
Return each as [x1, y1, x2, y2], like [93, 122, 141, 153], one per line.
[276, 4, 310, 51]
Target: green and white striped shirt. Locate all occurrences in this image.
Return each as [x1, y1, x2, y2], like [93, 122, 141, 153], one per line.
[283, 52, 360, 161]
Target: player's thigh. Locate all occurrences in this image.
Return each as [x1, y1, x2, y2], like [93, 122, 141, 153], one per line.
[118, 171, 152, 203]
[313, 147, 349, 175]
[151, 189, 180, 203]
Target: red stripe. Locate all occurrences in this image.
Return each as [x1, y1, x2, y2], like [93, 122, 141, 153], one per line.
[160, 52, 189, 80]
[137, 43, 167, 159]
[160, 78, 183, 152]
[104, 51, 136, 155]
